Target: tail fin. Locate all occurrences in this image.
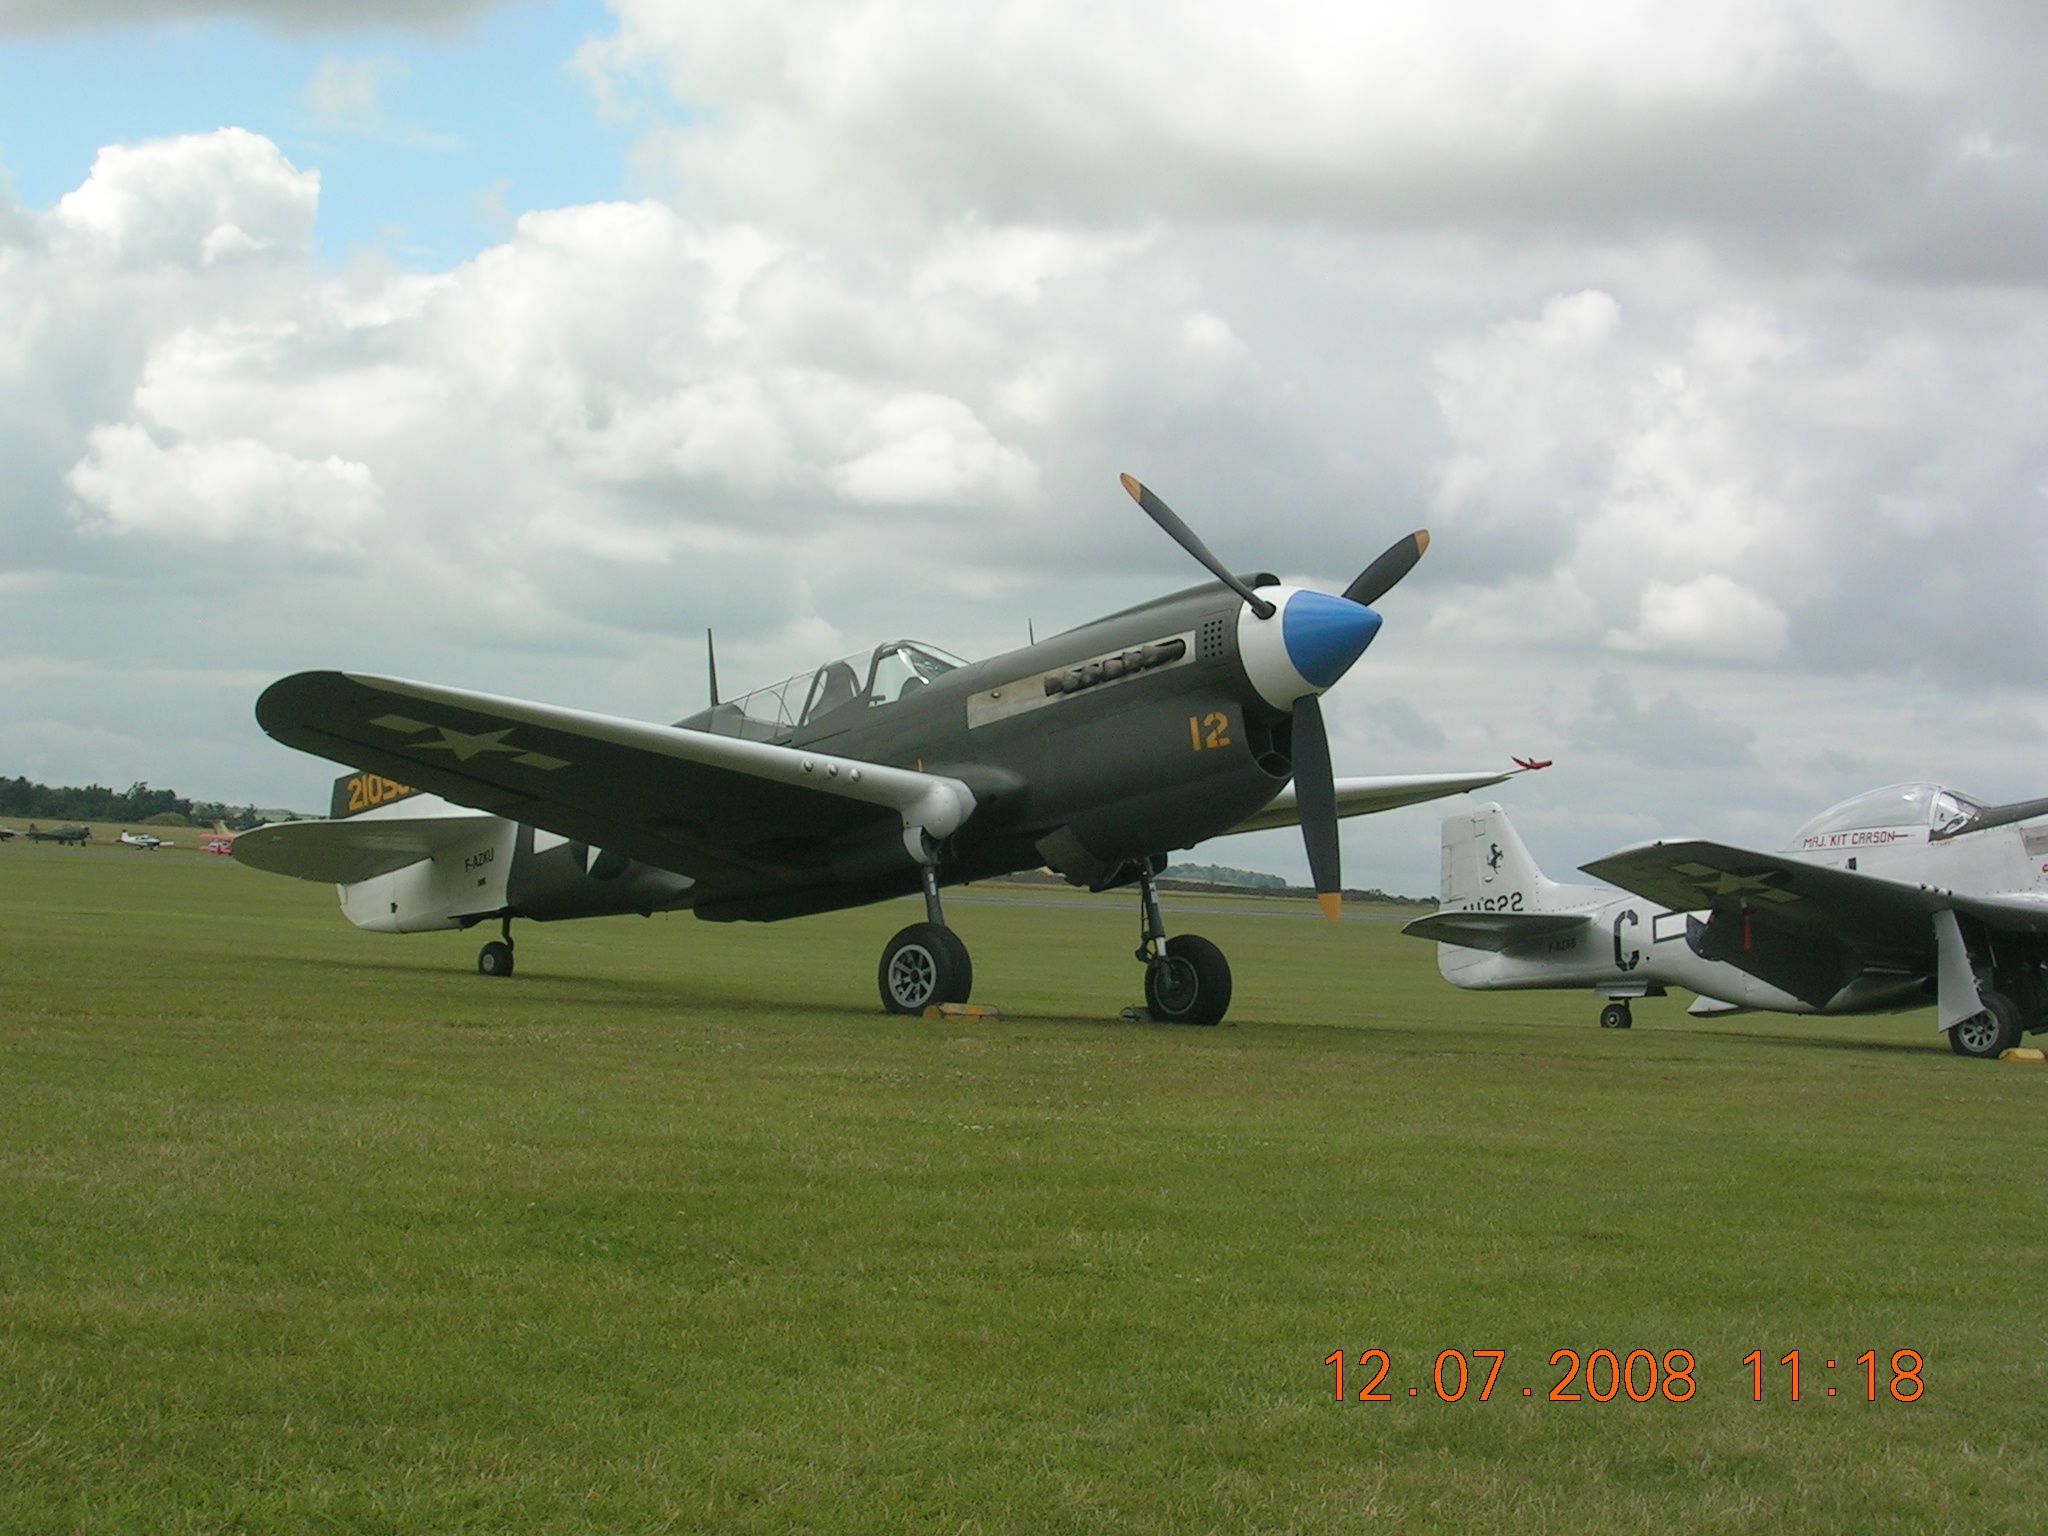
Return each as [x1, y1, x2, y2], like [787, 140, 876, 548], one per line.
[1438, 801, 1582, 913]
[329, 771, 423, 819]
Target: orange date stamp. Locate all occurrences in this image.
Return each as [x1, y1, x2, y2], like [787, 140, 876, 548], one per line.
[1324, 1349, 1925, 1403]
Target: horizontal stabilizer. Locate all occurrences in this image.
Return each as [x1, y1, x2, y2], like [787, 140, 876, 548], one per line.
[1401, 910, 1591, 952]
[233, 810, 498, 885]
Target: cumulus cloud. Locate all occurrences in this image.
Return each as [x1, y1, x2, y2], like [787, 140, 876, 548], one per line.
[7, 2, 2048, 892]
[828, 394, 1039, 507]
[47, 128, 317, 267]
[1425, 284, 2048, 687]
[66, 423, 381, 549]
[1607, 573, 1790, 660]
[580, 0, 2048, 272]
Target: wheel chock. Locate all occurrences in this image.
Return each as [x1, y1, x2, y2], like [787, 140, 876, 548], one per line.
[1998, 1047, 2045, 1063]
[922, 1002, 1003, 1022]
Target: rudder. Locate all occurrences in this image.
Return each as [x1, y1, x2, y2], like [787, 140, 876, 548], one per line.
[1439, 801, 1562, 912]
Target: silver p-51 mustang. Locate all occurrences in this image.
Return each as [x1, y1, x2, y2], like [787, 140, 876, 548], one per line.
[1404, 783, 2048, 1058]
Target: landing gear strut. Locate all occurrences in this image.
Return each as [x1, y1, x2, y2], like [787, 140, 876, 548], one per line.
[878, 859, 972, 1014]
[1135, 860, 1231, 1026]
[1598, 1000, 1632, 1030]
[478, 915, 515, 978]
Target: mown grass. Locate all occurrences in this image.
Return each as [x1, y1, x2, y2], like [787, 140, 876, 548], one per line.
[1, 838, 2043, 1533]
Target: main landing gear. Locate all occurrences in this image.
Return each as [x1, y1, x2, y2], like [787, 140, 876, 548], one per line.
[879, 863, 973, 1014]
[1947, 990, 2020, 1059]
[1599, 1000, 1633, 1030]
[1135, 860, 1232, 1027]
[478, 915, 515, 978]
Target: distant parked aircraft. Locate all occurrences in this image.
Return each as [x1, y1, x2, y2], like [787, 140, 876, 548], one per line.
[1405, 786, 2048, 1059]
[118, 830, 168, 851]
[23, 823, 91, 846]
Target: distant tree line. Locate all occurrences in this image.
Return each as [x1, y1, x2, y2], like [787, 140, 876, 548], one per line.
[1162, 862, 1291, 890]
[1161, 861, 1422, 905]
[0, 776, 266, 829]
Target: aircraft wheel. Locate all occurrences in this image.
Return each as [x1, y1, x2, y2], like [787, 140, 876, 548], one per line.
[879, 923, 972, 1014]
[478, 940, 515, 978]
[1948, 991, 2019, 1058]
[1144, 935, 1232, 1027]
[1599, 1001, 1633, 1031]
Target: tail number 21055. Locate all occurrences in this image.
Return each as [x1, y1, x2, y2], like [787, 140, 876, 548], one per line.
[1188, 712, 1232, 751]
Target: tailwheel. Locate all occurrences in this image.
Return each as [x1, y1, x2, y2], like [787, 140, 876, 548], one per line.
[879, 922, 972, 1014]
[1144, 934, 1232, 1027]
[478, 915, 516, 978]
[1948, 991, 2019, 1059]
[1599, 1001, 1633, 1030]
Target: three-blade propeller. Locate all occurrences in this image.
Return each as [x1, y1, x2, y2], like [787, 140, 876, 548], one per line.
[1120, 473, 1428, 921]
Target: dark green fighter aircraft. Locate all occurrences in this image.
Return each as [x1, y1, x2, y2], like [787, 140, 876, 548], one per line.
[235, 476, 1543, 1024]
[21, 823, 92, 845]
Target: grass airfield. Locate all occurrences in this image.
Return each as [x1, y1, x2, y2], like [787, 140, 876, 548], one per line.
[2, 834, 2044, 1534]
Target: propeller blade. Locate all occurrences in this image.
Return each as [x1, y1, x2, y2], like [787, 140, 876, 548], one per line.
[1342, 529, 1430, 609]
[706, 628, 720, 707]
[1292, 694, 1343, 922]
[1120, 473, 1276, 620]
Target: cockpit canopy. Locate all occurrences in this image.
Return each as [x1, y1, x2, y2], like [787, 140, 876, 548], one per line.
[1785, 782, 1983, 848]
[705, 640, 966, 741]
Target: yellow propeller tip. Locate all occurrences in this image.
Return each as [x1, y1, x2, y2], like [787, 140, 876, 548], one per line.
[1118, 471, 1144, 501]
[1318, 892, 1343, 923]
[1414, 529, 1430, 556]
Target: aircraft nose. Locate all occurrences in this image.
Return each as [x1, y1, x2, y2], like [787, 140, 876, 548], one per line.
[1282, 590, 1382, 693]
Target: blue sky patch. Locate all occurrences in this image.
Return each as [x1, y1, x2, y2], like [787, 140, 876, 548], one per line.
[0, 0, 628, 267]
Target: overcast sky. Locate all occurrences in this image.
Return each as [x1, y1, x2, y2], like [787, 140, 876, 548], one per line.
[3, 0, 2045, 897]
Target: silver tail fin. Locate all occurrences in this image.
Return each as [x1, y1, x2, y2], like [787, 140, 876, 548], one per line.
[1439, 801, 1583, 913]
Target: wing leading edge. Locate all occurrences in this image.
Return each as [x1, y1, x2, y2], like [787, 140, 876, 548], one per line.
[253, 671, 978, 892]
[1230, 762, 1549, 836]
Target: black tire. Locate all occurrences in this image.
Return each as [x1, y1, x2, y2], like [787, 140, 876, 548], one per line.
[1599, 1001, 1633, 1031]
[478, 941, 515, 978]
[879, 923, 972, 1014]
[1948, 991, 2019, 1058]
[1144, 934, 1232, 1026]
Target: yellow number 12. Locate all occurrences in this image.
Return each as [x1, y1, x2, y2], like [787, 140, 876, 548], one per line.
[1188, 712, 1232, 751]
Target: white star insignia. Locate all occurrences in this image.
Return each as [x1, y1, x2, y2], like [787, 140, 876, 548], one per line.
[1672, 864, 1801, 903]
[373, 713, 567, 770]
[416, 726, 524, 762]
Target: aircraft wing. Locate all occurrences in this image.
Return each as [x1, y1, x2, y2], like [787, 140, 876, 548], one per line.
[1400, 910, 1593, 951]
[1580, 837, 2048, 1010]
[233, 811, 499, 885]
[252, 672, 978, 891]
[1231, 763, 1547, 836]
[1583, 839, 1960, 952]
[1581, 839, 1942, 1005]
